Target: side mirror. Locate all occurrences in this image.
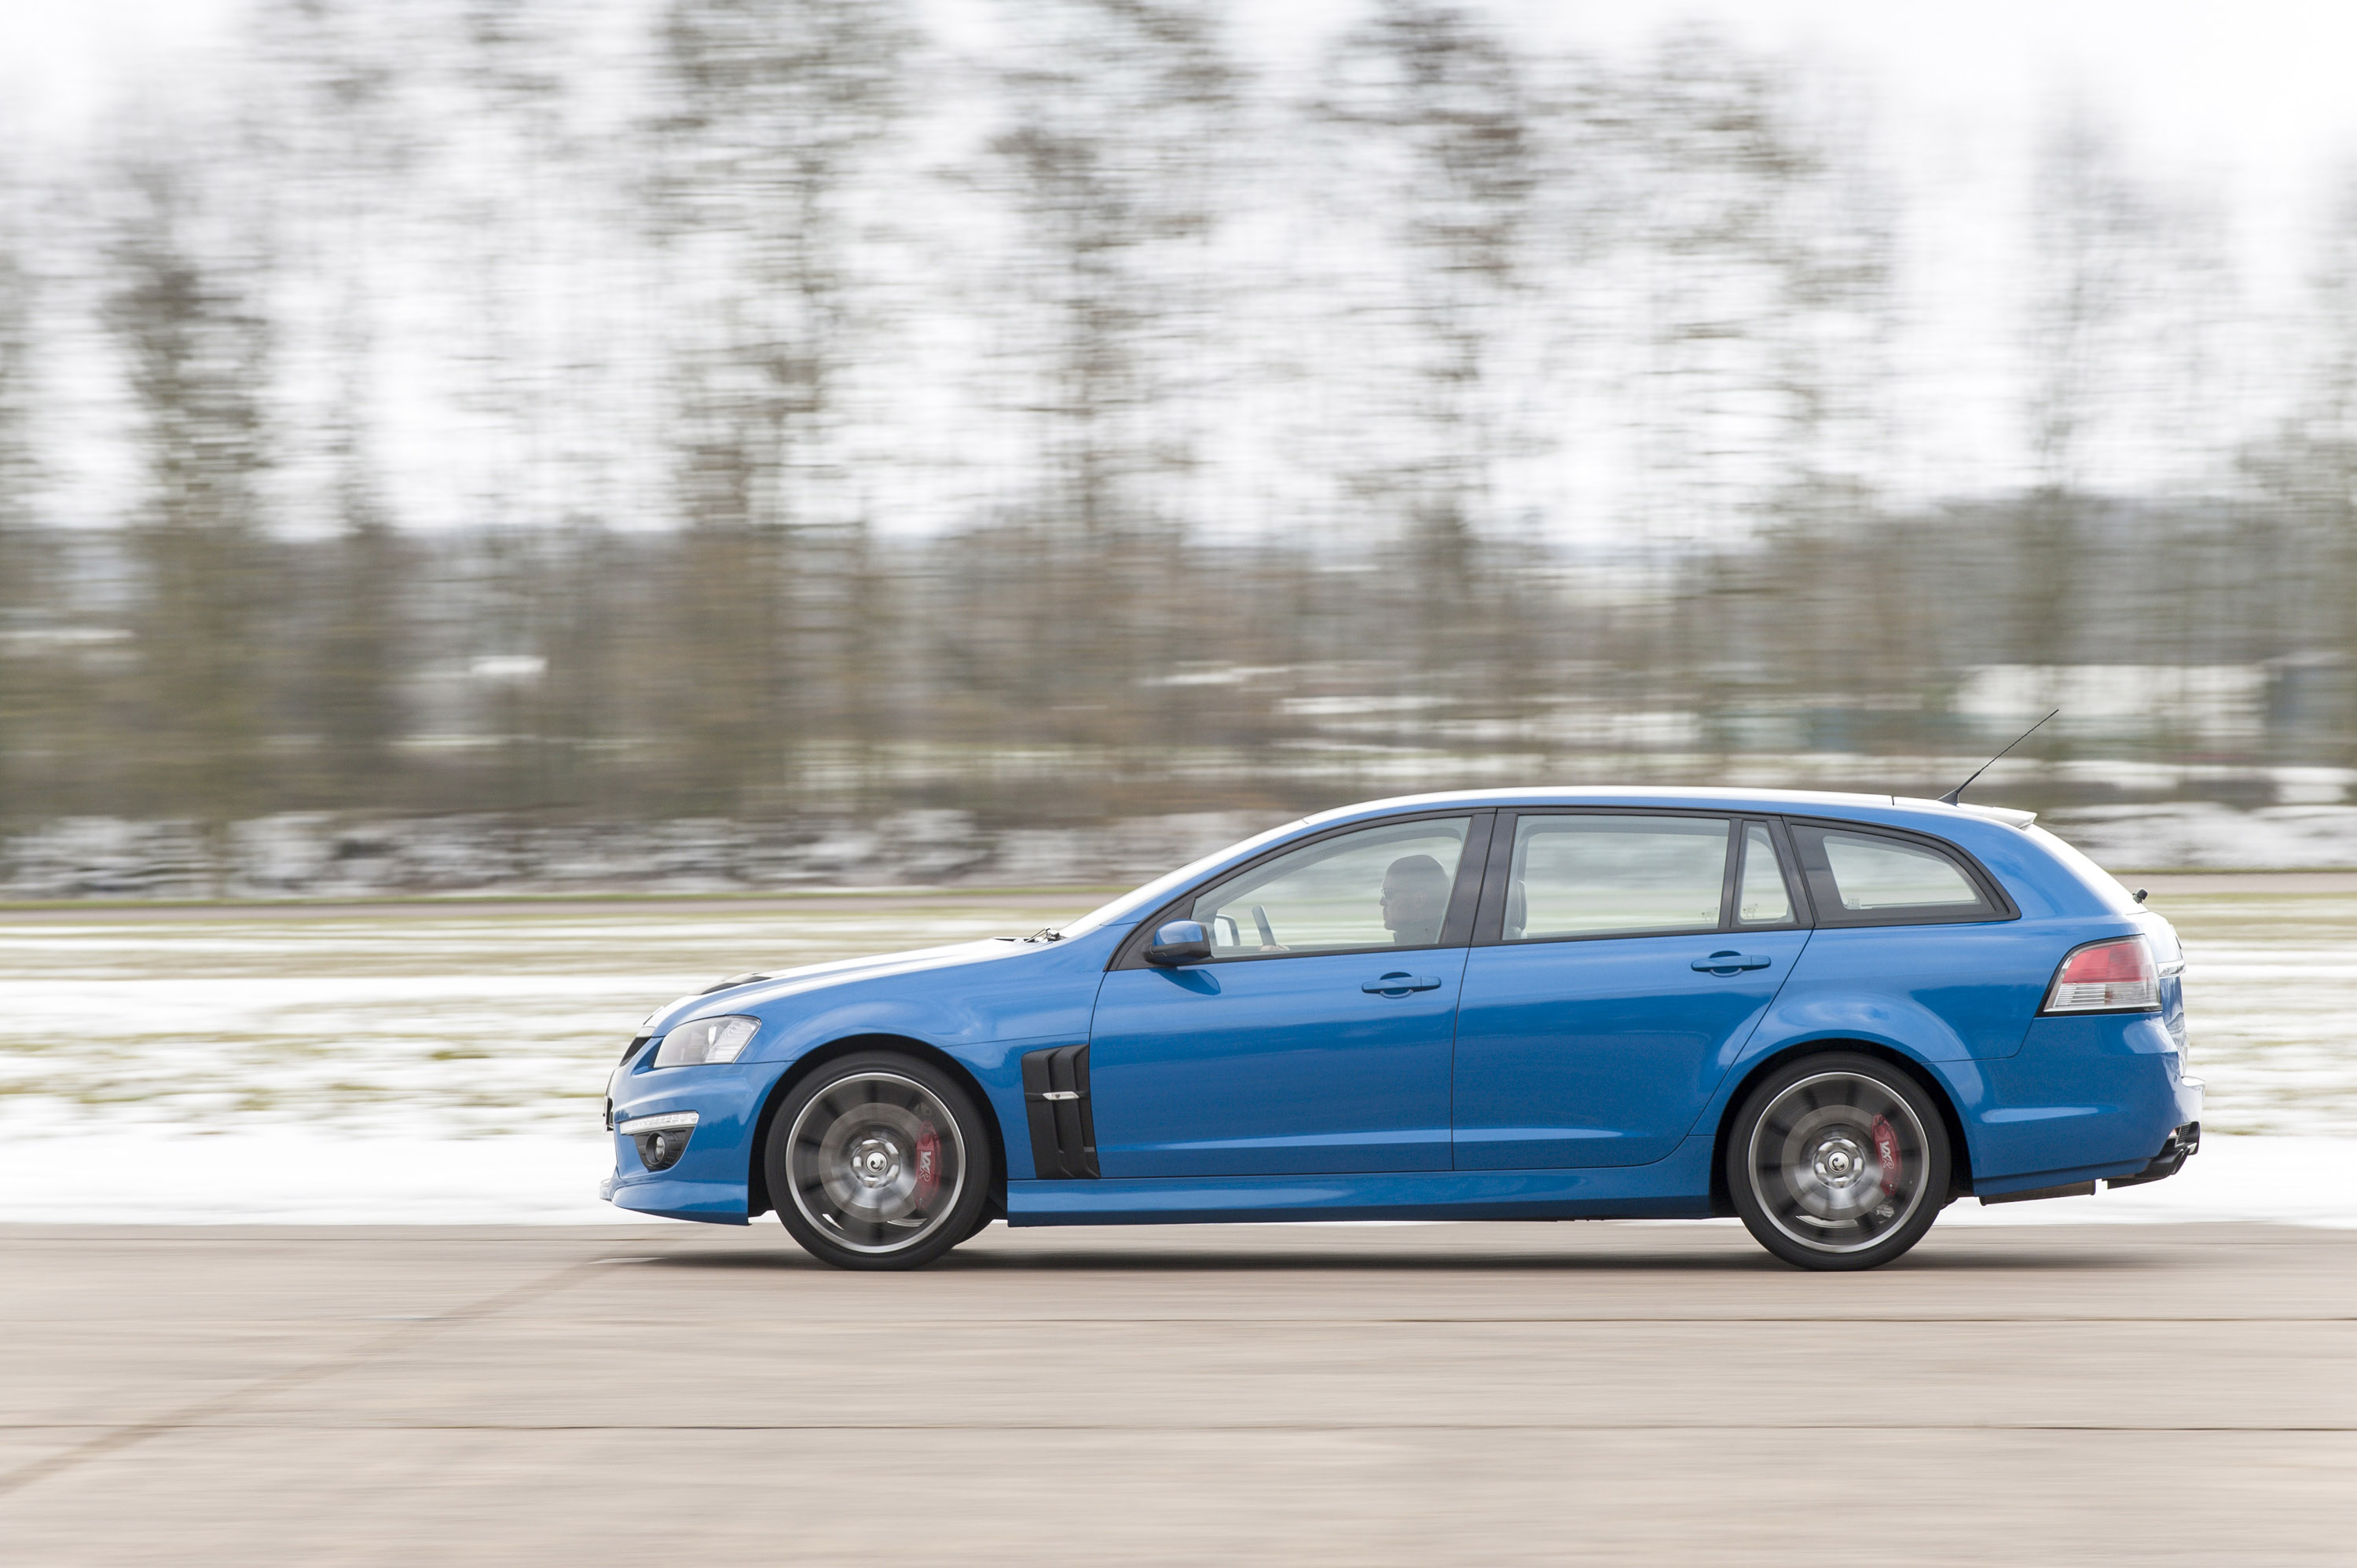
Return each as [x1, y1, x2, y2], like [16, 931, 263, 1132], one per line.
[1145, 919, 1213, 966]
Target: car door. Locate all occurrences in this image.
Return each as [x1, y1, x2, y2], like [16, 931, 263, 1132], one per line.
[1451, 812, 1812, 1170]
[1087, 812, 1489, 1178]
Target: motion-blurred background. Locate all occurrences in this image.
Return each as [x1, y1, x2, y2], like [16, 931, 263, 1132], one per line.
[2, 0, 2356, 893]
[5, 20, 2356, 1559]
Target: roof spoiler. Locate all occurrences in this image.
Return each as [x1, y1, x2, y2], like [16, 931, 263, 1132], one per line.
[1894, 796, 2036, 829]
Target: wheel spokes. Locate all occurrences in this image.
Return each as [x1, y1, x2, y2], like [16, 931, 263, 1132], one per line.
[1748, 1072, 1927, 1255]
[787, 1071, 966, 1255]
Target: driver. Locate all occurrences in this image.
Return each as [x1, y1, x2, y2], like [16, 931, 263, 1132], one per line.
[1380, 854, 1451, 947]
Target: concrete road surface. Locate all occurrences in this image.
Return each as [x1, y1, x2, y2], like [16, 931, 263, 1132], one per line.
[2, 1221, 2352, 1564]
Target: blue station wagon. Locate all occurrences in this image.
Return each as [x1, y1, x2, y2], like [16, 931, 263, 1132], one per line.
[602, 789, 2202, 1271]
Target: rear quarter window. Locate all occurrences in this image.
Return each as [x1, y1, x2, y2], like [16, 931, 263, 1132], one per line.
[1786, 821, 2011, 926]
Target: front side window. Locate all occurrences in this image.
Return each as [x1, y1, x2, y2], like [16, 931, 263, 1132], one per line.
[1788, 822, 2000, 925]
[1504, 815, 1731, 940]
[1188, 816, 1473, 957]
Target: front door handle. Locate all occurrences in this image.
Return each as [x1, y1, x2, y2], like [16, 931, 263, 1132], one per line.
[1692, 951, 1775, 975]
[1363, 973, 1442, 995]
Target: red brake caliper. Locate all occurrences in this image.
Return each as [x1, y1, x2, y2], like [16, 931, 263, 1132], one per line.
[914, 1123, 941, 1209]
[1871, 1116, 1901, 1198]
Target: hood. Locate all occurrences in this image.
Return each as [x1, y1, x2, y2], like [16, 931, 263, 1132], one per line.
[640, 936, 1044, 1035]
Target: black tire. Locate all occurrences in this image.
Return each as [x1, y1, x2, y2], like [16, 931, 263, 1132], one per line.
[1727, 1051, 1951, 1272]
[765, 1051, 995, 1271]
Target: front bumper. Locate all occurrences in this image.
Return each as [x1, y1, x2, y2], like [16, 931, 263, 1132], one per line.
[602, 1059, 778, 1224]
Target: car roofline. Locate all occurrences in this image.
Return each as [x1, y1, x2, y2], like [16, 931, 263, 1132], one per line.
[1071, 787, 2044, 939]
[1299, 787, 2036, 832]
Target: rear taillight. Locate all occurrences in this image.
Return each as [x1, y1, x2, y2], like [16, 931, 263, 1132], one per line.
[2040, 936, 2160, 1014]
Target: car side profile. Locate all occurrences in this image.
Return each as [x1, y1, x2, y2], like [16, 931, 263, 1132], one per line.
[602, 788, 2201, 1271]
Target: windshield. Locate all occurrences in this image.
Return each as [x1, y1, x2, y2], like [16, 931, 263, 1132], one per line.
[1054, 816, 1310, 938]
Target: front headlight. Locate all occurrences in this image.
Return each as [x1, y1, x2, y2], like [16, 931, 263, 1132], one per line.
[653, 1014, 759, 1068]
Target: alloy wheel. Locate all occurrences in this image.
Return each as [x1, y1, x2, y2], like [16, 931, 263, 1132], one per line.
[786, 1070, 967, 1255]
[1744, 1069, 1932, 1257]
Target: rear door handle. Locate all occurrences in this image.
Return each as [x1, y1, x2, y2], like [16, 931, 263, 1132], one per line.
[1692, 951, 1774, 974]
[1363, 973, 1442, 995]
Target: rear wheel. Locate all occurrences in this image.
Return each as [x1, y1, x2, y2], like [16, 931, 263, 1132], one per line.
[1728, 1052, 1949, 1272]
[766, 1052, 993, 1271]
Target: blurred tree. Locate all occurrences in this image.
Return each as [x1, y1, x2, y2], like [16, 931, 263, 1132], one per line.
[2305, 176, 2357, 759]
[0, 1, 2344, 853]
[2010, 113, 2245, 769]
[2017, 113, 2152, 683]
[1318, 0, 1538, 691]
[449, 0, 599, 815]
[105, 159, 278, 833]
[2244, 165, 2357, 762]
[968, 0, 1247, 768]
[269, 0, 419, 806]
[0, 189, 33, 815]
[648, 0, 916, 814]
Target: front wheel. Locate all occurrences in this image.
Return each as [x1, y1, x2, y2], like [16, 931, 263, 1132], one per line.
[766, 1052, 994, 1271]
[1728, 1052, 1950, 1272]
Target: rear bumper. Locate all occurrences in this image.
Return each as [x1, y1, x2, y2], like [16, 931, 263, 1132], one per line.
[1948, 1013, 2203, 1196]
[1977, 1122, 2200, 1205]
[2106, 1120, 2201, 1189]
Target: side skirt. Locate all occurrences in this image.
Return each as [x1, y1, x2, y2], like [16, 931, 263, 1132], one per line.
[1006, 1134, 1717, 1226]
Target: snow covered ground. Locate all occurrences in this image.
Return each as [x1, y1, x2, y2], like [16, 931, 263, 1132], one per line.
[0, 890, 2352, 1226]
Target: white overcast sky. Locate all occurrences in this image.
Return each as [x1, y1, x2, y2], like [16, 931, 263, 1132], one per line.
[10, 0, 2357, 160]
[9, 0, 2355, 263]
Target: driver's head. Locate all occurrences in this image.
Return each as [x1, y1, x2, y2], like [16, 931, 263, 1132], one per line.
[1380, 854, 1451, 944]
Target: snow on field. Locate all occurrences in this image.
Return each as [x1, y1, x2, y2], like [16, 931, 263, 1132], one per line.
[0, 1126, 625, 1224]
[0, 891, 2352, 1225]
[1939, 1134, 2357, 1229]
[0, 905, 1025, 1138]
[2048, 802, 2357, 870]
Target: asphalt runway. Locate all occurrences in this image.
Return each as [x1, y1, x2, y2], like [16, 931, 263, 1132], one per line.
[2, 1222, 2352, 1563]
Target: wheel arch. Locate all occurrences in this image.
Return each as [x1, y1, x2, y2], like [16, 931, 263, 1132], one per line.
[1706, 1037, 1976, 1215]
[745, 1033, 1010, 1221]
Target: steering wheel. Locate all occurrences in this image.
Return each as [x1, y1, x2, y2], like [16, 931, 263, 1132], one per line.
[1251, 903, 1277, 949]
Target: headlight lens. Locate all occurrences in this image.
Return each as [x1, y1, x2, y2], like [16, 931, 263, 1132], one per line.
[653, 1014, 759, 1068]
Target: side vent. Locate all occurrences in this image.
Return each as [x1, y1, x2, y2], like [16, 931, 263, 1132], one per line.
[1021, 1043, 1100, 1179]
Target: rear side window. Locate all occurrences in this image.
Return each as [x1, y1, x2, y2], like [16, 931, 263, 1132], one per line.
[1505, 815, 1730, 940]
[1787, 822, 2004, 926]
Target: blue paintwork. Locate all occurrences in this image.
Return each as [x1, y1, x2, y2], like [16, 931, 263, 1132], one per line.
[602, 786, 2205, 1229]
[1089, 948, 1465, 1176]
[1765, 920, 2078, 1062]
[1453, 930, 1811, 1168]
[1008, 1134, 1722, 1224]
[604, 1056, 772, 1223]
[1966, 1013, 2201, 1186]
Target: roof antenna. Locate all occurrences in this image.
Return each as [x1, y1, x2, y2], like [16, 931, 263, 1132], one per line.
[1940, 709, 2059, 807]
